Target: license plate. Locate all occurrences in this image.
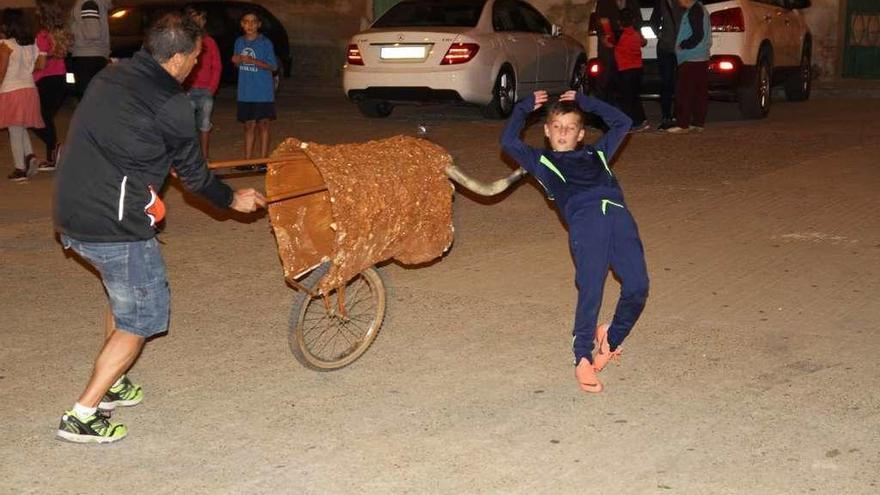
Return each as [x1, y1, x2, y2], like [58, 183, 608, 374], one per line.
[379, 45, 426, 60]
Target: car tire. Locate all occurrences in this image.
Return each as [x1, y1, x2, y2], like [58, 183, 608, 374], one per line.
[482, 66, 516, 119]
[738, 49, 772, 119]
[570, 55, 588, 93]
[784, 43, 811, 102]
[357, 99, 394, 118]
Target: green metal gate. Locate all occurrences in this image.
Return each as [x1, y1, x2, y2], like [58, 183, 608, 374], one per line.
[843, 0, 880, 78]
[373, 0, 402, 21]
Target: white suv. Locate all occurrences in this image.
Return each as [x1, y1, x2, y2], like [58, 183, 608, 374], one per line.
[587, 0, 813, 118]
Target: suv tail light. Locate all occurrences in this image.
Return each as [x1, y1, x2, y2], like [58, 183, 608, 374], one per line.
[709, 55, 741, 73]
[347, 44, 364, 65]
[710, 8, 745, 32]
[440, 43, 480, 65]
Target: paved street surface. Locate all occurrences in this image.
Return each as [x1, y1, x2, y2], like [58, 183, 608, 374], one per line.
[1, 83, 879, 494]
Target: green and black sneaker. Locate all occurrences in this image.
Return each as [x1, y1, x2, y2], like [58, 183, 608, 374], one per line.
[56, 410, 127, 444]
[98, 375, 143, 411]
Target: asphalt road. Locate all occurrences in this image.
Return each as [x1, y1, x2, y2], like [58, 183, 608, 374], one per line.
[1, 83, 878, 494]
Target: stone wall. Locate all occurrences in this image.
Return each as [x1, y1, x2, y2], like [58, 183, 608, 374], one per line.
[804, 0, 841, 76]
[255, 0, 369, 82]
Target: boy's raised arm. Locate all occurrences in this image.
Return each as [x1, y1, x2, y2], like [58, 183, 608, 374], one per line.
[575, 93, 632, 160]
[500, 93, 541, 176]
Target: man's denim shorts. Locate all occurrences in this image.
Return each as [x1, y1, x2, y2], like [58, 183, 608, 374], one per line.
[61, 235, 170, 338]
[188, 88, 214, 132]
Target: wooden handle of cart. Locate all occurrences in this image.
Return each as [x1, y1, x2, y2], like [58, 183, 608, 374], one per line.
[265, 185, 328, 204]
[207, 157, 328, 204]
[207, 157, 294, 170]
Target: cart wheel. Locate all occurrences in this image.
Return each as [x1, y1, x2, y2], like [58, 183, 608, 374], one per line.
[288, 264, 386, 371]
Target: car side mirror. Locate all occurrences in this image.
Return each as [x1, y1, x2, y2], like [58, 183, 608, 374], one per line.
[552, 24, 563, 37]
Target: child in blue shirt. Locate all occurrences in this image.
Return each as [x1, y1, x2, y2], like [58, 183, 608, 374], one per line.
[501, 90, 649, 393]
[232, 10, 277, 162]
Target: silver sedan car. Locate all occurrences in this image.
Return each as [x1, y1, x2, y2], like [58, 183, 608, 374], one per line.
[343, 0, 587, 118]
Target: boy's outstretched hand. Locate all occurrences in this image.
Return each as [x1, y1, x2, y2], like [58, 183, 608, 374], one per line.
[533, 90, 549, 111]
[558, 90, 578, 102]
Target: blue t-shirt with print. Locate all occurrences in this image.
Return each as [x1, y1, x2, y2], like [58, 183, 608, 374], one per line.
[234, 34, 277, 102]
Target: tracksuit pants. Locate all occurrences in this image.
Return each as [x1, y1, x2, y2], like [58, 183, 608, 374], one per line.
[568, 199, 649, 365]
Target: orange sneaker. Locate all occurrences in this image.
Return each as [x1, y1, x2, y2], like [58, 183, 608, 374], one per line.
[593, 323, 622, 372]
[575, 357, 603, 393]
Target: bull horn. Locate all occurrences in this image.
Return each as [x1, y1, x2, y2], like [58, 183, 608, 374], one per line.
[444, 164, 526, 196]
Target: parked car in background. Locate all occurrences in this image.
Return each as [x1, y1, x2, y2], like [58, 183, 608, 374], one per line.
[343, 0, 587, 118]
[107, 1, 292, 85]
[586, 0, 813, 118]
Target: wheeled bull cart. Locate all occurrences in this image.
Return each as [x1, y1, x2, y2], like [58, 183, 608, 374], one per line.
[209, 136, 525, 371]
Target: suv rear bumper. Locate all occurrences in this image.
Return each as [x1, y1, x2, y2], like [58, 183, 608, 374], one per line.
[587, 56, 755, 99]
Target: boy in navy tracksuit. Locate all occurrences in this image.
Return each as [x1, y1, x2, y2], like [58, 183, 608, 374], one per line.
[501, 90, 649, 393]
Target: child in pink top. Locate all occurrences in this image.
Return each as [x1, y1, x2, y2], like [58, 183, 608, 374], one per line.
[0, 9, 46, 181]
[184, 5, 222, 160]
[33, 0, 71, 170]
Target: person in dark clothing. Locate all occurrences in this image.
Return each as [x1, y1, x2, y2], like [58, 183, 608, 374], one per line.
[649, 0, 685, 129]
[501, 90, 649, 394]
[613, 8, 649, 131]
[594, 0, 645, 103]
[54, 12, 266, 444]
[69, 0, 111, 99]
[667, 0, 711, 133]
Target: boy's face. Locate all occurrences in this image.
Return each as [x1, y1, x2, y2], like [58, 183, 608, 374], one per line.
[190, 12, 206, 29]
[241, 14, 260, 36]
[544, 112, 586, 152]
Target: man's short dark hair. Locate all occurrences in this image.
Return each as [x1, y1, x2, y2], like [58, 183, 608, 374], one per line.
[547, 100, 585, 127]
[144, 12, 203, 64]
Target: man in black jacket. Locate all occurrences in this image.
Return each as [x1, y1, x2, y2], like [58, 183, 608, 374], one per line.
[54, 13, 265, 444]
[650, 0, 685, 129]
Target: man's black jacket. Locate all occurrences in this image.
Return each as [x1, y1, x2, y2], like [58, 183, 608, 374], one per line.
[55, 50, 233, 242]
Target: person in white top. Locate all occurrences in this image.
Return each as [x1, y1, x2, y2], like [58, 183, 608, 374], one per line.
[0, 9, 46, 181]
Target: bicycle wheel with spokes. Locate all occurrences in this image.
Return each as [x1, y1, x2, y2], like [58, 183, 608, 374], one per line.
[288, 265, 386, 371]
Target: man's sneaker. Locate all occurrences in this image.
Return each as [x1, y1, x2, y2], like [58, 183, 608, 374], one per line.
[629, 121, 652, 133]
[593, 323, 623, 372]
[56, 410, 127, 444]
[98, 375, 143, 411]
[38, 159, 56, 171]
[657, 119, 677, 131]
[665, 126, 691, 134]
[7, 168, 28, 182]
[691, 126, 705, 133]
